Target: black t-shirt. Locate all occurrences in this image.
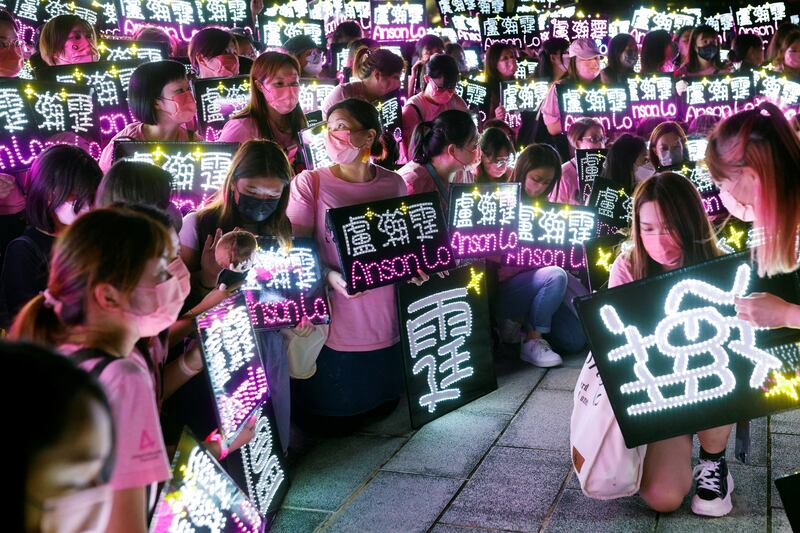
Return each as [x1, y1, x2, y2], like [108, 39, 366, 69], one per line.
[0, 226, 54, 327]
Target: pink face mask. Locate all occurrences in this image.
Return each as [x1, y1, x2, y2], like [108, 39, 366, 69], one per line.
[0, 45, 24, 77]
[126, 267, 189, 337]
[325, 129, 364, 164]
[206, 54, 239, 77]
[159, 91, 197, 125]
[38, 484, 113, 533]
[641, 232, 683, 268]
[262, 84, 300, 115]
[167, 256, 191, 298]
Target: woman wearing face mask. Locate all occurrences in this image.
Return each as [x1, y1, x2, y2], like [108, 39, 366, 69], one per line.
[603, 133, 653, 195]
[553, 118, 606, 205]
[219, 52, 307, 170]
[600, 33, 638, 84]
[648, 121, 690, 170]
[407, 34, 445, 98]
[0, 145, 101, 329]
[674, 26, 732, 78]
[10, 208, 188, 533]
[766, 22, 799, 65]
[706, 102, 800, 328]
[476, 127, 514, 183]
[401, 54, 468, 160]
[38, 15, 99, 66]
[604, 172, 736, 517]
[485, 43, 520, 122]
[774, 30, 800, 77]
[7, 341, 115, 533]
[188, 27, 239, 79]
[0, 10, 25, 78]
[287, 98, 407, 428]
[494, 144, 587, 367]
[640, 30, 676, 75]
[283, 35, 327, 79]
[534, 38, 570, 82]
[674, 26, 693, 68]
[321, 48, 404, 119]
[399, 109, 480, 212]
[729, 34, 764, 73]
[98, 60, 197, 172]
[539, 38, 603, 138]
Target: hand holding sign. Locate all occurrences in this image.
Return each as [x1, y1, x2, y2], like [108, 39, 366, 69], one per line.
[735, 292, 800, 329]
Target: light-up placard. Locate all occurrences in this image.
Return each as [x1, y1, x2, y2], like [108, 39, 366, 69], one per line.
[241, 237, 330, 330]
[681, 74, 755, 123]
[576, 148, 608, 205]
[514, 0, 558, 14]
[192, 76, 251, 141]
[547, 17, 609, 45]
[514, 58, 538, 81]
[715, 219, 758, 255]
[626, 74, 678, 122]
[259, 15, 325, 48]
[447, 183, 519, 259]
[629, 7, 699, 33]
[36, 60, 142, 145]
[501, 199, 596, 273]
[113, 141, 239, 211]
[222, 400, 288, 516]
[686, 136, 709, 163]
[735, 3, 787, 44]
[660, 161, 726, 217]
[397, 262, 497, 428]
[479, 13, 539, 50]
[310, 0, 371, 36]
[149, 428, 265, 532]
[451, 14, 482, 43]
[0, 79, 100, 170]
[454, 77, 490, 118]
[574, 252, 800, 448]
[376, 91, 402, 144]
[435, 0, 504, 20]
[587, 176, 632, 235]
[298, 79, 337, 115]
[775, 471, 800, 530]
[326, 192, 456, 294]
[370, 0, 426, 41]
[582, 233, 626, 292]
[557, 83, 631, 132]
[97, 38, 169, 62]
[752, 69, 800, 119]
[116, 0, 252, 43]
[262, 0, 307, 19]
[196, 291, 269, 448]
[13, 0, 119, 31]
[298, 122, 333, 171]
[500, 79, 549, 113]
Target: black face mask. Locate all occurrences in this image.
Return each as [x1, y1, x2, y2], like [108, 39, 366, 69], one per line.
[697, 44, 719, 61]
[236, 192, 280, 222]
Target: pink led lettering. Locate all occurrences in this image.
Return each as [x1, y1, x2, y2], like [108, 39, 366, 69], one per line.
[99, 113, 132, 136]
[349, 243, 453, 291]
[220, 364, 268, 437]
[504, 245, 586, 270]
[684, 101, 756, 123]
[450, 228, 518, 257]
[248, 295, 329, 327]
[631, 101, 678, 120]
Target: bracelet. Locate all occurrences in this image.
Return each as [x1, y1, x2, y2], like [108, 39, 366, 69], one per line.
[207, 431, 228, 460]
[179, 352, 203, 375]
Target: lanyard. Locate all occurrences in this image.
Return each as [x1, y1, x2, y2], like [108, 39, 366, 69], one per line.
[424, 163, 450, 205]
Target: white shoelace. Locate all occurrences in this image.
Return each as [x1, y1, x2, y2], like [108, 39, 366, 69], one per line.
[693, 459, 722, 493]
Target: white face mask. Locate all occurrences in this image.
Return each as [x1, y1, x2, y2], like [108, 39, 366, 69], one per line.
[719, 189, 755, 222]
[54, 200, 87, 225]
[38, 484, 113, 533]
[634, 163, 656, 183]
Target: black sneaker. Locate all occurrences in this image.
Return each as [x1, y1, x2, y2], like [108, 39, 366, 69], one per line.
[691, 456, 734, 517]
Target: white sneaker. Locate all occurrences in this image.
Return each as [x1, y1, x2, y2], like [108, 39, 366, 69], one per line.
[496, 319, 523, 344]
[691, 457, 734, 517]
[520, 338, 562, 368]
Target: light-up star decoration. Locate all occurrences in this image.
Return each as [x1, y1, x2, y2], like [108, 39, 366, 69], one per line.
[600, 263, 783, 416]
[595, 248, 613, 273]
[726, 225, 745, 250]
[466, 267, 483, 294]
[764, 370, 800, 401]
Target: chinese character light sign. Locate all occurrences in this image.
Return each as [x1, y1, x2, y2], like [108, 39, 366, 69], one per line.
[299, 122, 334, 171]
[192, 76, 251, 141]
[448, 183, 520, 259]
[576, 148, 608, 204]
[371, 0, 427, 41]
[479, 13, 540, 50]
[558, 83, 631, 132]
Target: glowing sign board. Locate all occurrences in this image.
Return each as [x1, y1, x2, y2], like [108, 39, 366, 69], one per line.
[680, 74, 755, 124]
[192, 76, 250, 141]
[479, 12, 539, 50]
[370, 0, 427, 42]
[576, 148, 607, 205]
[447, 183, 519, 259]
[587, 176, 632, 235]
[298, 79, 337, 115]
[298, 122, 333, 171]
[259, 15, 325, 48]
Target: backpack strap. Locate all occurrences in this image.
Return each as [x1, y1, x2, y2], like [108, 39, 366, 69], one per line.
[18, 235, 49, 269]
[70, 348, 119, 380]
[410, 103, 424, 123]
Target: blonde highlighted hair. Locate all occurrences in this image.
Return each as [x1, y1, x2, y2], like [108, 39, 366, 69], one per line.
[38, 14, 97, 66]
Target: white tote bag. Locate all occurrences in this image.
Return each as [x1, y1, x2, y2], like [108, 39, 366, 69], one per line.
[570, 352, 647, 500]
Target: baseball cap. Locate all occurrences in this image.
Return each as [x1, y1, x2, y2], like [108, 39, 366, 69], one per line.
[568, 38, 602, 60]
[282, 35, 323, 57]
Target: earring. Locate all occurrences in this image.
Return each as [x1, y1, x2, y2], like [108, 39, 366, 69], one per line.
[361, 147, 370, 163]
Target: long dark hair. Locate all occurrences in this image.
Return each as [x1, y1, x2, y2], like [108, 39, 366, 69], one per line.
[534, 38, 569, 81]
[603, 133, 646, 193]
[328, 98, 386, 158]
[411, 109, 477, 164]
[512, 143, 562, 198]
[684, 25, 726, 73]
[604, 33, 636, 82]
[640, 29, 672, 74]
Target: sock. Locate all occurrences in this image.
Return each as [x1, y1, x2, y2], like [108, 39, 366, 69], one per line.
[699, 446, 725, 461]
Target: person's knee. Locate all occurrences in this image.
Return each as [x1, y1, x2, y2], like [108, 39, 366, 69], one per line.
[541, 266, 567, 290]
[639, 480, 690, 513]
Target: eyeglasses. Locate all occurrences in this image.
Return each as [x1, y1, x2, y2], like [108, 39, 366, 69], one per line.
[429, 79, 456, 92]
[580, 135, 606, 144]
[488, 157, 510, 167]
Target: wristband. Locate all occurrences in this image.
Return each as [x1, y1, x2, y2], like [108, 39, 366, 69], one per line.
[207, 431, 228, 460]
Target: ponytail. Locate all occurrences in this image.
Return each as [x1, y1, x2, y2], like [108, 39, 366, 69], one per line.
[411, 121, 435, 163]
[411, 110, 478, 164]
[353, 48, 405, 81]
[8, 294, 67, 346]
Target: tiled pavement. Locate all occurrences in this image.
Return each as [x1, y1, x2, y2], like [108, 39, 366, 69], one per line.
[271, 350, 800, 533]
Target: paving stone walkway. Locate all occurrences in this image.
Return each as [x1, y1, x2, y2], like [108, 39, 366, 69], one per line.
[271, 349, 800, 533]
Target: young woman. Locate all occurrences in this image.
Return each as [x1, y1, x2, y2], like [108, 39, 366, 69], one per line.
[606, 171, 734, 516]
[603, 133, 653, 193]
[495, 144, 587, 367]
[674, 26, 694, 67]
[640, 29, 675, 74]
[218, 52, 307, 170]
[706, 102, 800, 320]
[188, 27, 239, 79]
[329, 20, 363, 48]
[445, 42, 469, 76]
[773, 29, 800, 77]
[648, 121, 690, 170]
[533, 37, 569, 82]
[553, 118, 606, 205]
[0, 10, 24, 77]
[540, 38, 603, 137]
[133, 25, 178, 57]
[476, 126, 514, 183]
[767, 22, 799, 64]
[484, 43, 519, 121]
[287, 98, 406, 426]
[730, 34, 764, 72]
[98, 60, 197, 172]
[282, 35, 327, 79]
[674, 26, 732, 78]
[7, 341, 114, 533]
[407, 34, 444, 97]
[38, 14, 99, 66]
[401, 53, 468, 159]
[600, 33, 638, 84]
[10, 208, 188, 533]
[0, 145, 101, 327]
[321, 48, 404, 118]
[398, 109, 480, 211]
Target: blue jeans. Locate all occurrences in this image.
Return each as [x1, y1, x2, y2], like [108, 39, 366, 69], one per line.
[494, 266, 587, 354]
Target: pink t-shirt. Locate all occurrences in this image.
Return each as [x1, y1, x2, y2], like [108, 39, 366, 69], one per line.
[98, 122, 192, 173]
[549, 159, 581, 205]
[218, 116, 299, 163]
[541, 83, 561, 127]
[61, 345, 171, 490]
[286, 165, 407, 351]
[401, 92, 468, 160]
[322, 81, 370, 119]
[0, 173, 25, 215]
[398, 161, 437, 196]
[608, 253, 635, 289]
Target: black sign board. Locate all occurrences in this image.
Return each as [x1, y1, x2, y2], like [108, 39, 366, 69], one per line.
[775, 471, 800, 531]
[587, 176, 632, 235]
[193, 76, 251, 141]
[500, 79, 550, 113]
[576, 148, 607, 205]
[582, 233, 627, 293]
[326, 192, 456, 294]
[454, 78, 490, 116]
[447, 183, 520, 259]
[259, 15, 325, 49]
[298, 122, 333, 171]
[557, 83, 631, 132]
[98, 37, 170, 62]
[376, 92, 402, 144]
[479, 12, 539, 50]
[113, 141, 239, 211]
[298, 79, 338, 115]
[575, 252, 800, 448]
[13, 0, 119, 31]
[680, 74, 754, 125]
[663, 161, 727, 217]
[547, 16, 609, 44]
[397, 262, 497, 428]
[370, 0, 427, 42]
[241, 237, 330, 330]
